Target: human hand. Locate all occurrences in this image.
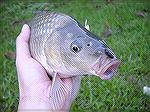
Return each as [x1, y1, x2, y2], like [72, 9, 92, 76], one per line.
[16, 24, 81, 111]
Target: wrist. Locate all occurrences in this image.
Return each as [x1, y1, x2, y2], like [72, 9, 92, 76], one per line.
[18, 96, 51, 111]
[18, 96, 70, 112]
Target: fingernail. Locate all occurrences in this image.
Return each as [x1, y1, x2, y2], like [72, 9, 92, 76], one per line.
[21, 24, 29, 32]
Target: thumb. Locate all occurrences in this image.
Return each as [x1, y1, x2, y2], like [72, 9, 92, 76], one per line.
[16, 24, 31, 63]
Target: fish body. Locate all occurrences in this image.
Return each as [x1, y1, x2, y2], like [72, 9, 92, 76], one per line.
[29, 12, 120, 79]
[29, 12, 120, 109]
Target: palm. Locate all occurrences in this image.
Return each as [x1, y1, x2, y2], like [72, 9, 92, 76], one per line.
[17, 57, 79, 110]
[18, 57, 51, 96]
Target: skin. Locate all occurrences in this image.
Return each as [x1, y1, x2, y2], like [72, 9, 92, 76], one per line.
[16, 24, 80, 112]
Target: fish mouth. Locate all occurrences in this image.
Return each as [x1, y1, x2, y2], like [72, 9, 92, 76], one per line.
[91, 56, 121, 80]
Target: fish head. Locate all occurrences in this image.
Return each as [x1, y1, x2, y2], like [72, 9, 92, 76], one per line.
[59, 23, 121, 79]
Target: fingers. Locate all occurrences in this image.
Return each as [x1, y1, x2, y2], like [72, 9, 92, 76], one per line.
[61, 76, 81, 109]
[69, 76, 81, 101]
[61, 77, 72, 91]
[61, 76, 81, 98]
[16, 24, 31, 62]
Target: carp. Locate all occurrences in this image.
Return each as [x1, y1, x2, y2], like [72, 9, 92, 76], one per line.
[29, 12, 121, 109]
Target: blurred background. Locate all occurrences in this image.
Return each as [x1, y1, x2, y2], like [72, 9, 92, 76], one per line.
[0, 0, 150, 111]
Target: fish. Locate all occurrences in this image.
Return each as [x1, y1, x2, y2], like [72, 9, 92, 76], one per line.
[29, 12, 121, 109]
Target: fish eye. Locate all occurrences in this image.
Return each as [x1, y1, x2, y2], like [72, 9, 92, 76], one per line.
[70, 40, 82, 53]
[72, 45, 80, 52]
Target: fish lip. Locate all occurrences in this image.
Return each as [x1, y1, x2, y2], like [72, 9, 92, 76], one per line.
[98, 60, 121, 80]
[92, 56, 121, 80]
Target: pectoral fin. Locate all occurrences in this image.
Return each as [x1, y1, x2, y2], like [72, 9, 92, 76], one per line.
[49, 73, 81, 110]
[49, 73, 68, 110]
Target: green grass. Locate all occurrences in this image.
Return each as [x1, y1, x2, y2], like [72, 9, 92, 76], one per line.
[0, 0, 150, 111]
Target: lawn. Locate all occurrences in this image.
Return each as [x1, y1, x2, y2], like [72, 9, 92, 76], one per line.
[0, 0, 150, 111]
